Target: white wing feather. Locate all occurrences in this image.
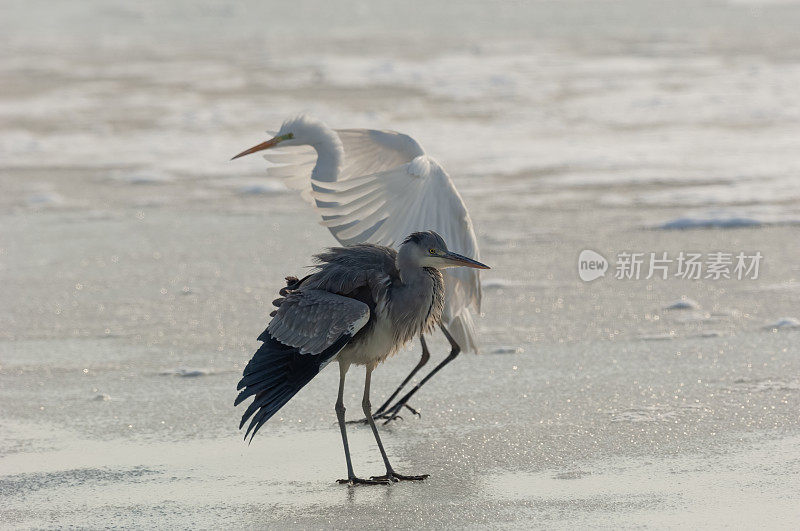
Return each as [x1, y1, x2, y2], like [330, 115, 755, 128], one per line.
[261, 128, 482, 352]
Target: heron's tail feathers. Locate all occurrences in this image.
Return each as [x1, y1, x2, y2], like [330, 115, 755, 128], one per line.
[235, 332, 346, 442]
[445, 310, 479, 354]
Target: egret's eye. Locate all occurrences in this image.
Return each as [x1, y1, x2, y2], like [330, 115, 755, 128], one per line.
[429, 248, 436, 255]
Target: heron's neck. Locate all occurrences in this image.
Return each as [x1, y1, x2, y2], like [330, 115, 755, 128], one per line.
[396, 248, 418, 284]
[396, 251, 439, 287]
[390, 263, 445, 338]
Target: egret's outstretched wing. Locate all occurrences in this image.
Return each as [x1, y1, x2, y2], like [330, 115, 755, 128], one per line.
[335, 129, 424, 181]
[312, 156, 482, 324]
[261, 129, 424, 202]
[261, 145, 317, 201]
[235, 289, 370, 440]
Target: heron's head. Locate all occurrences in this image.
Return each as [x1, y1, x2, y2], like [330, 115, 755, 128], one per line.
[399, 231, 489, 270]
[231, 115, 335, 160]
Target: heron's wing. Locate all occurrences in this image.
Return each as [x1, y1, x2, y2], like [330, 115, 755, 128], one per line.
[265, 289, 370, 355]
[235, 289, 368, 441]
[312, 156, 482, 320]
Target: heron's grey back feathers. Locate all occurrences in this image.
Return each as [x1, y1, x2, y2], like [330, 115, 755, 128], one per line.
[267, 289, 370, 355]
[307, 243, 444, 353]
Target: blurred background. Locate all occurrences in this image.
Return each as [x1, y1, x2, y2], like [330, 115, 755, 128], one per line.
[1, 1, 799, 527]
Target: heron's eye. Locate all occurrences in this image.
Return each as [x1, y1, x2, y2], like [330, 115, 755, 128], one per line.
[429, 248, 436, 255]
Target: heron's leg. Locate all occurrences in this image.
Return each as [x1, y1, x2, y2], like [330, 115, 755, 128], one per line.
[373, 335, 431, 417]
[336, 363, 389, 486]
[346, 336, 431, 424]
[362, 366, 428, 482]
[382, 325, 461, 424]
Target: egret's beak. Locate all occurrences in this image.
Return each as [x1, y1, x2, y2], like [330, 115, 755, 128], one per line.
[442, 251, 490, 270]
[231, 133, 293, 160]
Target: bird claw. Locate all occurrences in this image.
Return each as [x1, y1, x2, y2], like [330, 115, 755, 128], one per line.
[403, 403, 421, 417]
[337, 476, 391, 486]
[345, 413, 400, 424]
[380, 401, 419, 424]
[381, 412, 402, 425]
[370, 471, 429, 482]
[346, 405, 417, 425]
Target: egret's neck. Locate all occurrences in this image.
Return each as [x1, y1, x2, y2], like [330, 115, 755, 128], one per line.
[306, 125, 344, 183]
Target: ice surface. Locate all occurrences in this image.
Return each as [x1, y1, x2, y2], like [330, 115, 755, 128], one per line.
[2, 0, 800, 527]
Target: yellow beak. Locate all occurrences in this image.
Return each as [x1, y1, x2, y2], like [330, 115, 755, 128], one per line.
[231, 133, 292, 160]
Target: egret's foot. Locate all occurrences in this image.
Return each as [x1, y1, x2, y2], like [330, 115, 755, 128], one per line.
[337, 476, 391, 486]
[345, 407, 414, 425]
[381, 402, 420, 425]
[345, 414, 397, 424]
[370, 471, 429, 482]
[403, 403, 420, 416]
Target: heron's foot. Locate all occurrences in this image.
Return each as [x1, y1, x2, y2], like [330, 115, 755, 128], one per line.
[370, 470, 429, 482]
[337, 476, 391, 486]
[381, 401, 420, 425]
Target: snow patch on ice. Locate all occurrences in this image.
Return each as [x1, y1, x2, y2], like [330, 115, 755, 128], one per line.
[611, 405, 677, 423]
[637, 333, 675, 341]
[658, 217, 761, 230]
[26, 192, 63, 206]
[764, 317, 800, 330]
[692, 331, 724, 338]
[654, 206, 800, 230]
[664, 298, 700, 310]
[160, 368, 217, 377]
[482, 278, 513, 289]
[110, 169, 174, 185]
[237, 181, 287, 196]
[726, 377, 800, 393]
[490, 346, 524, 355]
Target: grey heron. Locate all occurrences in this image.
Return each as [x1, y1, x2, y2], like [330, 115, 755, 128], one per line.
[233, 115, 483, 422]
[235, 231, 489, 484]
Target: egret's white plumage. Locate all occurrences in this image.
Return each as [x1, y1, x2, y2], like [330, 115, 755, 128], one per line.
[258, 115, 482, 353]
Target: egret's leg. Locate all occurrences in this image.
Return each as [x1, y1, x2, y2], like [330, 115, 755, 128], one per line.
[373, 335, 431, 417]
[362, 366, 428, 482]
[382, 325, 460, 424]
[335, 362, 389, 486]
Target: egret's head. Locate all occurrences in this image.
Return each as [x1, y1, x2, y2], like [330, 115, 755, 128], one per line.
[231, 115, 334, 160]
[399, 231, 490, 270]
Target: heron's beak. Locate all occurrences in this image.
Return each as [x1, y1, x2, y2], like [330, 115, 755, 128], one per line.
[231, 133, 293, 160]
[442, 251, 490, 270]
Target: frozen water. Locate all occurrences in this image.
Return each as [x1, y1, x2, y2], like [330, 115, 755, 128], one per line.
[2, 0, 800, 527]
